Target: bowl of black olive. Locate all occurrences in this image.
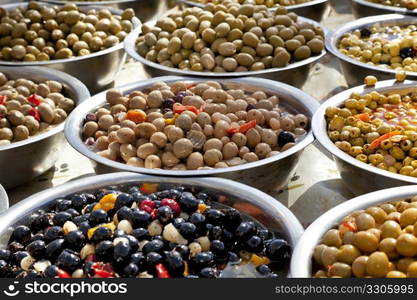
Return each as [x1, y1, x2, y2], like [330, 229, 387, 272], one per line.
[0, 172, 303, 278]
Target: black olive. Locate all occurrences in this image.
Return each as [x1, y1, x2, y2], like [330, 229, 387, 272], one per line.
[115, 193, 134, 210]
[244, 236, 263, 253]
[83, 193, 97, 204]
[256, 264, 272, 276]
[129, 209, 151, 228]
[130, 252, 145, 269]
[114, 240, 131, 264]
[154, 200, 161, 207]
[172, 217, 186, 229]
[185, 275, 199, 278]
[157, 206, 173, 223]
[11, 225, 32, 244]
[83, 204, 95, 214]
[24, 270, 40, 278]
[44, 265, 59, 278]
[88, 209, 108, 226]
[131, 228, 149, 241]
[65, 208, 79, 218]
[26, 240, 46, 260]
[179, 222, 198, 241]
[0, 249, 11, 262]
[200, 267, 217, 278]
[167, 189, 181, 200]
[57, 249, 80, 272]
[196, 192, 209, 201]
[116, 207, 132, 222]
[265, 239, 290, 263]
[205, 209, 225, 226]
[145, 252, 163, 268]
[73, 214, 89, 225]
[0, 260, 10, 277]
[44, 226, 64, 242]
[277, 131, 295, 147]
[131, 192, 148, 204]
[12, 251, 28, 266]
[165, 251, 184, 276]
[128, 186, 140, 194]
[210, 240, 227, 259]
[95, 241, 114, 262]
[71, 194, 87, 211]
[400, 47, 414, 59]
[166, 242, 178, 251]
[147, 194, 158, 201]
[235, 221, 256, 242]
[174, 245, 189, 259]
[258, 228, 271, 241]
[143, 239, 164, 254]
[29, 233, 45, 243]
[190, 213, 206, 235]
[123, 263, 139, 277]
[190, 252, 214, 271]
[221, 229, 234, 247]
[227, 252, 240, 264]
[208, 226, 223, 240]
[78, 221, 91, 236]
[7, 242, 24, 253]
[65, 230, 85, 250]
[114, 229, 126, 237]
[125, 235, 139, 253]
[90, 227, 113, 244]
[30, 214, 51, 231]
[360, 27, 371, 38]
[56, 199, 72, 211]
[45, 239, 65, 259]
[224, 208, 242, 230]
[153, 235, 163, 240]
[52, 212, 72, 226]
[178, 192, 199, 213]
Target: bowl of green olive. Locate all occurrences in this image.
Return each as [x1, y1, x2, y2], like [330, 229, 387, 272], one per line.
[291, 185, 417, 278]
[352, 0, 417, 18]
[0, 1, 140, 94]
[124, 2, 326, 88]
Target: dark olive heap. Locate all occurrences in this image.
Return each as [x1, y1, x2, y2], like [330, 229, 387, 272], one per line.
[0, 183, 290, 278]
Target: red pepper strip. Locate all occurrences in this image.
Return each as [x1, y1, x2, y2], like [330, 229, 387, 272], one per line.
[226, 127, 239, 135]
[354, 113, 370, 122]
[197, 102, 207, 114]
[155, 264, 170, 278]
[369, 131, 402, 150]
[239, 120, 257, 134]
[27, 94, 41, 106]
[173, 103, 199, 115]
[92, 263, 115, 278]
[0, 95, 7, 105]
[341, 220, 357, 233]
[28, 107, 41, 121]
[57, 269, 71, 278]
[186, 83, 196, 89]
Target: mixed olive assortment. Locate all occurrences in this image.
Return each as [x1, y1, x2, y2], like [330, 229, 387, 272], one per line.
[135, 2, 324, 72]
[338, 23, 417, 73]
[0, 72, 75, 146]
[82, 80, 308, 170]
[190, 0, 313, 7]
[0, 1, 134, 62]
[313, 196, 417, 278]
[326, 79, 417, 177]
[0, 183, 289, 278]
[365, 0, 417, 9]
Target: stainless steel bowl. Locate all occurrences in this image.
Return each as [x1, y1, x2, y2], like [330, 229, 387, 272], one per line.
[179, 0, 330, 22]
[290, 185, 417, 277]
[38, 0, 169, 23]
[312, 79, 417, 195]
[124, 18, 327, 88]
[0, 66, 90, 190]
[0, 3, 140, 94]
[352, 0, 417, 18]
[326, 14, 417, 87]
[65, 76, 319, 194]
[0, 172, 304, 276]
[0, 184, 8, 214]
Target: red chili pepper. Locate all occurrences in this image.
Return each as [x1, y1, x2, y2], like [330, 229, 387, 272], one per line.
[150, 208, 158, 220]
[160, 198, 181, 217]
[57, 269, 71, 278]
[226, 127, 239, 135]
[341, 220, 357, 233]
[155, 263, 170, 278]
[227, 120, 257, 135]
[173, 103, 199, 115]
[186, 83, 196, 89]
[92, 262, 115, 278]
[27, 94, 41, 106]
[369, 131, 401, 150]
[28, 107, 41, 121]
[140, 199, 155, 214]
[0, 95, 7, 105]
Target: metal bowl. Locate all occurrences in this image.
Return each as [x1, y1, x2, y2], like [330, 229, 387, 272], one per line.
[326, 14, 417, 87]
[124, 18, 327, 88]
[0, 172, 304, 277]
[0, 66, 90, 190]
[0, 3, 140, 94]
[0, 184, 8, 214]
[38, 0, 169, 23]
[290, 185, 417, 277]
[179, 0, 330, 22]
[65, 76, 319, 194]
[312, 79, 417, 195]
[352, 0, 417, 18]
